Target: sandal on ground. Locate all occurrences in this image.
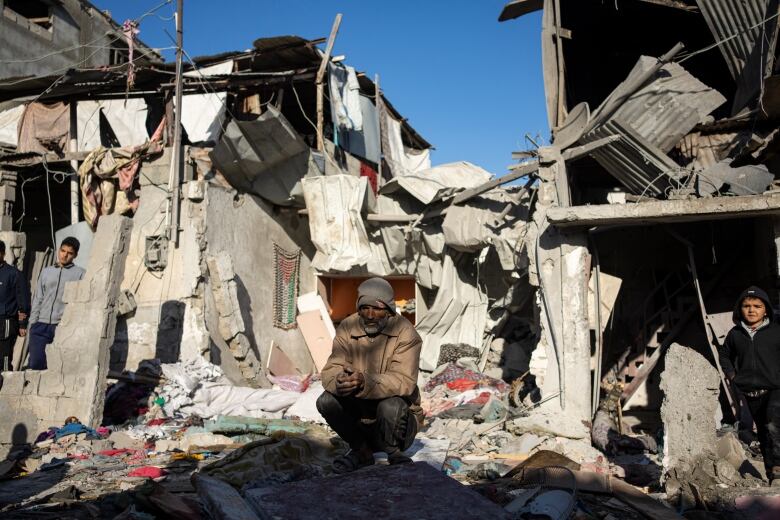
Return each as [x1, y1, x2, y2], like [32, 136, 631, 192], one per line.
[332, 450, 375, 474]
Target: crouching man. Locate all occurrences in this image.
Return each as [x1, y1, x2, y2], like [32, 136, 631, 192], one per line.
[317, 277, 423, 473]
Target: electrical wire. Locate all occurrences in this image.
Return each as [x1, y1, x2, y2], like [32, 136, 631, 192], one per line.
[676, 10, 780, 64]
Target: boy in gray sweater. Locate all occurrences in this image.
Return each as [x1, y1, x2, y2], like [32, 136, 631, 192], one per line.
[28, 237, 85, 369]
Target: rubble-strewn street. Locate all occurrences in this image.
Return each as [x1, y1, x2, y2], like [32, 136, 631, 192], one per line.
[1, 0, 780, 518]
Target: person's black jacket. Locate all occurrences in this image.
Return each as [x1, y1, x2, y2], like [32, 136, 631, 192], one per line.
[0, 262, 30, 328]
[718, 286, 780, 392]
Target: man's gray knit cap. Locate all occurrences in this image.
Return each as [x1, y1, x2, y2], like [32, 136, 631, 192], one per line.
[356, 277, 396, 314]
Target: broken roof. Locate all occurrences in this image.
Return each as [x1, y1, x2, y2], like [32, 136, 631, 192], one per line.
[0, 35, 431, 150]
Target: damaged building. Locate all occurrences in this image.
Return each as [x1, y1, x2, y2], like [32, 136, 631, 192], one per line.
[0, 0, 779, 517]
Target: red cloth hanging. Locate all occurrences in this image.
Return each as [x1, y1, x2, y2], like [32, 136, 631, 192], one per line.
[360, 162, 378, 195]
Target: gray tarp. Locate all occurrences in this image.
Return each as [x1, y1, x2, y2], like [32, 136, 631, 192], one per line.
[380, 161, 492, 205]
[416, 251, 489, 371]
[210, 105, 313, 206]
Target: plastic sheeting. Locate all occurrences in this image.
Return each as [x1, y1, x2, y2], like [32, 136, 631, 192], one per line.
[302, 175, 372, 272]
[383, 108, 432, 176]
[380, 161, 492, 205]
[416, 252, 489, 371]
[338, 95, 380, 164]
[77, 98, 149, 152]
[179, 92, 227, 143]
[0, 102, 24, 146]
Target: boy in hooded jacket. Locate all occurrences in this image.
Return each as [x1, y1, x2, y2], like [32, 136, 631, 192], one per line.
[719, 286, 780, 483]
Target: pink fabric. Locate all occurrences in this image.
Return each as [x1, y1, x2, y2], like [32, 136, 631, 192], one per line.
[128, 466, 167, 478]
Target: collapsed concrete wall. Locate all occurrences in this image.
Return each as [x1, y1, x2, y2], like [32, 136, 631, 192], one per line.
[0, 214, 132, 453]
[112, 149, 209, 373]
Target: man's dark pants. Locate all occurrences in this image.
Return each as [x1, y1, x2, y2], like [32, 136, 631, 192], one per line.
[316, 391, 418, 453]
[746, 389, 780, 473]
[28, 322, 57, 370]
[0, 318, 18, 371]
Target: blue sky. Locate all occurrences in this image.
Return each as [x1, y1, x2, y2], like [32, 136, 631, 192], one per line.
[99, 1, 549, 176]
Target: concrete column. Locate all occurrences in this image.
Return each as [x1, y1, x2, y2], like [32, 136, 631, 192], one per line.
[511, 146, 592, 439]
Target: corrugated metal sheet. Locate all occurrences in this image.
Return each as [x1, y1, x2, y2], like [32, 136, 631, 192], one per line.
[594, 57, 726, 152]
[696, 0, 778, 112]
[582, 119, 683, 197]
[696, 0, 774, 80]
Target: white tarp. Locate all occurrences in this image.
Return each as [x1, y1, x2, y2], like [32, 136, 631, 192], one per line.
[77, 98, 149, 151]
[284, 381, 327, 424]
[384, 111, 431, 176]
[179, 92, 227, 143]
[302, 175, 372, 272]
[416, 252, 489, 371]
[380, 161, 492, 205]
[0, 103, 24, 146]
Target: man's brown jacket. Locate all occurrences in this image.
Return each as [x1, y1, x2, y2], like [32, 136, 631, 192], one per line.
[321, 312, 423, 425]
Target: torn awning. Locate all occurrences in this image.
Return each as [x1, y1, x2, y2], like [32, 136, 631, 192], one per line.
[380, 161, 492, 205]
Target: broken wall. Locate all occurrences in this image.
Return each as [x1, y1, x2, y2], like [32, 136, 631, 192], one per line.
[112, 149, 209, 373]
[205, 185, 318, 375]
[0, 215, 132, 454]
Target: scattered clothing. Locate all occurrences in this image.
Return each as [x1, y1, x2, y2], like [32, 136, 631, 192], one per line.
[128, 466, 167, 478]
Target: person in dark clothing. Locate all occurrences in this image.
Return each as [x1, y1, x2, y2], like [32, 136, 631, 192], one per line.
[0, 241, 30, 371]
[719, 286, 780, 483]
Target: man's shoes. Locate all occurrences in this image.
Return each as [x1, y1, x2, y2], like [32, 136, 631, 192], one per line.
[332, 449, 375, 474]
[387, 449, 412, 465]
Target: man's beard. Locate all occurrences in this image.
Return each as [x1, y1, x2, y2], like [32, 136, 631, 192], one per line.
[360, 315, 389, 336]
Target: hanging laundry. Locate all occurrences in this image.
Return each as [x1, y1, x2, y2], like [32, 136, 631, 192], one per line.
[360, 162, 378, 195]
[16, 101, 70, 154]
[78, 118, 164, 229]
[328, 64, 363, 131]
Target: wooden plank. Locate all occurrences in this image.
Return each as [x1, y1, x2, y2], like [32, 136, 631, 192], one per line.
[548, 194, 780, 228]
[296, 310, 333, 372]
[267, 342, 302, 377]
[316, 14, 343, 151]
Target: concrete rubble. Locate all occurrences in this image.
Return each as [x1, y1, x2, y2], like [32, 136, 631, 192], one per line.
[0, 0, 777, 518]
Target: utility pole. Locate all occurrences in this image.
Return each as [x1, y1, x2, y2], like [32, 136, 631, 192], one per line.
[167, 0, 184, 246]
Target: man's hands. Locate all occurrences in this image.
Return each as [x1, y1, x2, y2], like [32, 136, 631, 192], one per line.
[335, 366, 365, 396]
[17, 311, 27, 337]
